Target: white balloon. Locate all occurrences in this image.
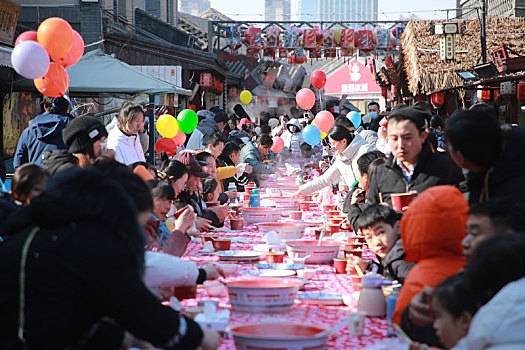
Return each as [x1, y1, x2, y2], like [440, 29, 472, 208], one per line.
[11, 40, 50, 79]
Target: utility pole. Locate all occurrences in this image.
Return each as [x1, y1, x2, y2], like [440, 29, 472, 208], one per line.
[480, 0, 487, 63]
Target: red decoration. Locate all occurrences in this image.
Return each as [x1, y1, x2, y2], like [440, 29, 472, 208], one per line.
[518, 82, 525, 101]
[431, 92, 445, 106]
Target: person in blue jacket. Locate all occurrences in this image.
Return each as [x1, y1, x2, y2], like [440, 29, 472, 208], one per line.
[13, 96, 73, 169]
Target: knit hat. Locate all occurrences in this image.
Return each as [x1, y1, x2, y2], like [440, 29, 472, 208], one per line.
[176, 151, 209, 178]
[62, 116, 108, 154]
[268, 118, 279, 129]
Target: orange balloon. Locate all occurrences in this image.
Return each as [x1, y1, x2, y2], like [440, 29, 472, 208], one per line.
[34, 63, 69, 97]
[37, 17, 74, 63]
[60, 30, 84, 67]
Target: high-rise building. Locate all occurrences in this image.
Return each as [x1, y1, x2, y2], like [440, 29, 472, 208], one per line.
[180, 0, 211, 16]
[301, 0, 378, 22]
[299, 0, 319, 21]
[265, 0, 292, 21]
[457, 0, 525, 19]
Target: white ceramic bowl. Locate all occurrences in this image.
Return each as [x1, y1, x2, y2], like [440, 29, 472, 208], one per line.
[242, 208, 282, 225]
[228, 322, 328, 350]
[264, 196, 299, 210]
[285, 240, 341, 264]
[226, 278, 303, 313]
[296, 269, 316, 280]
[203, 281, 226, 297]
[217, 263, 239, 276]
[257, 222, 309, 240]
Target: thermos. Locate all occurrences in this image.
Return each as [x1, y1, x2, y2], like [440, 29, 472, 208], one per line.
[357, 274, 386, 317]
[387, 288, 400, 336]
[249, 189, 260, 207]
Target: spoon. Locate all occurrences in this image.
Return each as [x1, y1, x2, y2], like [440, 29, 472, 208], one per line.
[318, 226, 326, 246]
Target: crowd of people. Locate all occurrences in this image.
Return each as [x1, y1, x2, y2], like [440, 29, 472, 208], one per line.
[1, 95, 525, 350]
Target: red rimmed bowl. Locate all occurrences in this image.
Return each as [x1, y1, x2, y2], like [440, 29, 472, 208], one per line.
[321, 204, 339, 213]
[226, 278, 303, 313]
[264, 196, 299, 210]
[227, 322, 329, 350]
[285, 240, 341, 264]
[257, 222, 310, 240]
[242, 208, 282, 225]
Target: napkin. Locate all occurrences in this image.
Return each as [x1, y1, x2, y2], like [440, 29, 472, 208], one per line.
[263, 231, 282, 245]
[201, 241, 215, 252]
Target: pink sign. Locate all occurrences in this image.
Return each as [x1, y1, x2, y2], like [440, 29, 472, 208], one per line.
[324, 60, 381, 96]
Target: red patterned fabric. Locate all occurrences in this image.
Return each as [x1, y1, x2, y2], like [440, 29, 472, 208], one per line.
[180, 206, 390, 349]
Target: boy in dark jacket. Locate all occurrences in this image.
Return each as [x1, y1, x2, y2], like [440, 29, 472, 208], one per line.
[346, 204, 414, 283]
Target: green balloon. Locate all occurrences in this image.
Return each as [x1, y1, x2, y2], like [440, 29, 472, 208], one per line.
[177, 109, 198, 133]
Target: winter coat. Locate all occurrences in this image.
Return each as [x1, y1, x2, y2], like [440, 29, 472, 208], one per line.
[376, 237, 413, 283]
[177, 189, 222, 228]
[144, 251, 202, 289]
[281, 119, 304, 155]
[452, 276, 525, 350]
[394, 186, 468, 344]
[356, 126, 378, 146]
[42, 149, 79, 175]
[466, 126, 525, 204]
[216, 164, 236, 192]
[13, 112, 72, 169]
[186, 111, 219, 151]
[0, 192, 20, 231]
[367, 145, 464, 206]
[106, 126, 146, 165]
[143, 217, 190, 257]
[299, 134, 376, 195]
[106, 117, 149, 153]
[218, 157, 249, 192]
[0, 168, 203, 349]
[238, 141, 275, 184]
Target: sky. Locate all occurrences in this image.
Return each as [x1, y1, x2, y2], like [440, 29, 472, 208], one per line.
[208, 0, 458, 21]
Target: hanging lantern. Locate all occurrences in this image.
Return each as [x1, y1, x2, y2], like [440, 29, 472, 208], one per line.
[517, 82, 525, 101]
[283, 28, 300, 49]
[323, 29, 336, 58]
[381, 86, 388, 98]
[375, 29, 392, 50]
[340, 29, 356, 49]
[355, 29, 374, 51]
[279, 44, 288, 58]
[264, 25, 281, 61]
[431, 92, 445, 106]
[304, 29, 317, 49]
[244, 26, 262, 64]
[225, 26, 241, 60]
[392, 25, 405, 47]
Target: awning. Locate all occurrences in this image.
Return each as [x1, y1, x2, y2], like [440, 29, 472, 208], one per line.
[10, 49, 191, 95]
[0, 46, 13, 68]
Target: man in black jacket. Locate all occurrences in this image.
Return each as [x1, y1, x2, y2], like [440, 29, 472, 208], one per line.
[446, 109, 525, 204]
[367, 107, 463, 206]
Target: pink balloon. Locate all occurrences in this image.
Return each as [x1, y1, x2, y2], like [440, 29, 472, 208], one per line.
[314, 111, 335, 133]
[296, 88, 315, 110]
[59, 30, 84, 67]
[15, 31, 38, 47]
[271, 136, 284, 153]
[310, 70, 327, 89]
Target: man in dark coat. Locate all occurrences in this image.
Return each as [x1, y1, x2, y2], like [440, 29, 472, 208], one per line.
[367, 107, 463, 206]
[0, 168, 215, 349]
[14, 96, 73, 169]
[446, 109, 525, 204]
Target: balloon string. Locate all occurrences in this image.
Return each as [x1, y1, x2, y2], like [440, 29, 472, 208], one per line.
[45, 74, 77, 118]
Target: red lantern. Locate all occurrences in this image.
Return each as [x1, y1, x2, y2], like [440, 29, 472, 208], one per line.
[480, 89, 491, 100]
[200, 73, 212, 89]
[431, 92, 445, 106]
[381, 86, 388, 98]
[518, 82, 525, 101]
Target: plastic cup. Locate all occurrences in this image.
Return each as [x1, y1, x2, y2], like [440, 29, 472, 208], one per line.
[333, 257, 348, 274]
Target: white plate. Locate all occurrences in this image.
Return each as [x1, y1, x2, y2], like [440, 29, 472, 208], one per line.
[240, 269, 296, 277]
[296, 292, 344, 305]
[214, 250, 261, 262]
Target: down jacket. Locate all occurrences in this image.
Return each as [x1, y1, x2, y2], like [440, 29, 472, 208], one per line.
[238, 141, 275, 184]
[395, 186, 468, 345]
[452, 277, 525, 350]
[106, 126, 146, 165]
[186, 110, 220, 151]
[299, 133, 375, 194]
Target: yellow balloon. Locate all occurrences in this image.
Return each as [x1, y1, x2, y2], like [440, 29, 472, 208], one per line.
[321, 130, 327, 139]
[156, 114, 179, 138]
[240, 90, 252, 104]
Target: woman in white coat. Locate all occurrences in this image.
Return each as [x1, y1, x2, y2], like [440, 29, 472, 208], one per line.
[294, 124, 376, 196]
[107, 102, 146, 165]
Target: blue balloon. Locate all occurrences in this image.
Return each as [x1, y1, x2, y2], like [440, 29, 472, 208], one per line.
[369, 112, 378, 120]
[302, 124, 321, 146]
[347, 111, 362, 128]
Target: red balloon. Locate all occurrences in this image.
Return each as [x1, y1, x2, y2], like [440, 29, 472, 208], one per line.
[296, 88, 316, 110]
[15, 31, 38, 47]
[271, 136, 284, 153]
[33, 62, 69, 97]
[172, 130, 187, 147]
[155, 137, 178, 157]
[59, 30, 84, 67]
[311, 70, 327, 89]
[314, 111, 335, 133]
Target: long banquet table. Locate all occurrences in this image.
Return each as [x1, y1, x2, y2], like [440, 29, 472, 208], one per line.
[180, 200, 393, 350]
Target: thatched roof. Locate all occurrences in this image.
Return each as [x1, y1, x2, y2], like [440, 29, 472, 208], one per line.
[401, 17, 525, 95]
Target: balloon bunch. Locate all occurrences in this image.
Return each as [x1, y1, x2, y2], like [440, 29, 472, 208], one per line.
[11, 17, 84, 98]
[155, 109, 198, 155]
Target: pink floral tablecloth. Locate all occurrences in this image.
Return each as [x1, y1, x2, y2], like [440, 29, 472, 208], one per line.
[181, 207, 389, 350]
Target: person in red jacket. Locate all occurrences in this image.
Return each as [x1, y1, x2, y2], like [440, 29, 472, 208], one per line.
[394, 185, 468, 347]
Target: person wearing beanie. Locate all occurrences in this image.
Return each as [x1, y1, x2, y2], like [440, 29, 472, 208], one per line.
[14, 96, 73, 169]
[366, 106, 464, 207]
[42, 116, 109, 175]
[394, 186, 468, 347]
